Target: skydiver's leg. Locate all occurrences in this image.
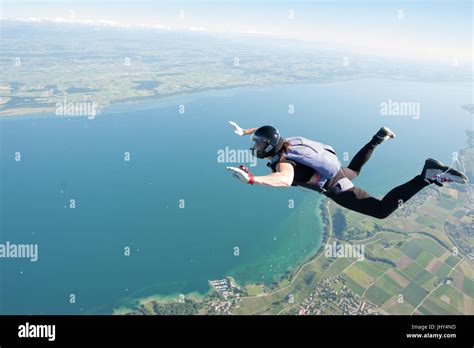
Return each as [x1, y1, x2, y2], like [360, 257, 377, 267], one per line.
[348, 127, 396, 177]
[341, 167, 359, 181]
[327, 175, 429, 219]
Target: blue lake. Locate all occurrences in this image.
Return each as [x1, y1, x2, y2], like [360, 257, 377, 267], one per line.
[0, 79, 471, 314]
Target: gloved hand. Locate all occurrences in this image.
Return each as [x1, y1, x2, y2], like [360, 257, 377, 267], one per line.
[229, 121, 245, 136]
[226, 165, 255, 185]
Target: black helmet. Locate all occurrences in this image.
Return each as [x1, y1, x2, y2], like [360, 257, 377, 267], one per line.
[251, 125, 284, 159]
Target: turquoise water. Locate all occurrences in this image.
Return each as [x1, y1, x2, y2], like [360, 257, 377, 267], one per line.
[0, 79, 471, 314]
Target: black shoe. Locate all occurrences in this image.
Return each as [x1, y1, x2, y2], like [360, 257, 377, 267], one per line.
[373, 126, 396, 145]
[421, 158, 468, 186]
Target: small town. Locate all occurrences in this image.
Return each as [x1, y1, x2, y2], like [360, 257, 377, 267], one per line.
[289, 275, 378, 315]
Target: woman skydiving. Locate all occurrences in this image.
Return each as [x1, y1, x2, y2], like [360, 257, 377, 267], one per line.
[226, 122, 468, 219]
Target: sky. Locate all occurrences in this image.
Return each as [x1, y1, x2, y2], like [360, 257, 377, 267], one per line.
[1, 0, 472, 63]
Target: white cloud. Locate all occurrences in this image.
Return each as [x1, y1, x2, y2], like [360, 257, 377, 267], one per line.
[188, 26, 207, 32]
[2, 16, 169, 31]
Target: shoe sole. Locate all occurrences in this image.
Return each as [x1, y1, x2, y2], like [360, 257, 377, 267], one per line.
[425, 158, 468, 182]
[380, 126, 396, 139]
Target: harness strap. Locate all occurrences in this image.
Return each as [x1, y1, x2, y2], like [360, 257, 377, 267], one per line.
[323, 169, 355, 196]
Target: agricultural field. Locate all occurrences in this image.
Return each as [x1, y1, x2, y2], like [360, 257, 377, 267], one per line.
[231, 178, 473, 315]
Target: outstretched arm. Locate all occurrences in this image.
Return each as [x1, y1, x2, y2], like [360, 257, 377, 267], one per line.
[253, 163, 294, 187]
[227, 162, 294, 187]
[243, 127, 257, 135]
[229, 121, 257, 136]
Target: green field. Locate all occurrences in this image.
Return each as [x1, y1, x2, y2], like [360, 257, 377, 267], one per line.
[411, 238, 445, 258]
[415, 215, 436, 226]
[400, 241, 423, 259]
[341, 274, 366, 296]
[402, 282, 429, 307]
[365, 286, 392, 306]
[374, 275, 404, 296]
[463, 276, 474, 295]
[436, 198, 458, 210]
[433, 284, 463, 309]
[433, 262, 453, 278]
[411, 269, 435, 286]
[444, 255, 462, 267]
[418, 296, 463, 315]
[345, 263, 376, 286]
[400, 261, 424, 278]
[356, 261, 389, 278]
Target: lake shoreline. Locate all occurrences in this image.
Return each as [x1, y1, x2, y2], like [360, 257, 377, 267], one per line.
[2, 77, 470, 120]
[114, 197, 331, 315]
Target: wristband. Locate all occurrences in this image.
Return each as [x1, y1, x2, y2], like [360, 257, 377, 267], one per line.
[248, 174, 255, 185]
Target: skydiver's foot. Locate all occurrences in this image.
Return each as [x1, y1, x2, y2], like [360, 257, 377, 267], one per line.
[372, 126, 396, 145]
[421, 158, 468, 186]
